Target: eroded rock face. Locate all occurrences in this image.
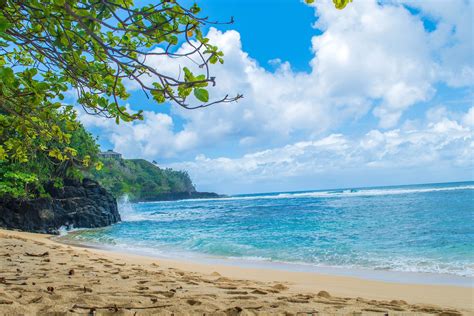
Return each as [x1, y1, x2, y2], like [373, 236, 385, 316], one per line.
[0, 178, 120, 234]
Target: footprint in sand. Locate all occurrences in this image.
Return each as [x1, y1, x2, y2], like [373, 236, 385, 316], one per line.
[231, 295, 258, 300]
[0, 299, 13, 305]
[226, 291, 248, 295]
[251, 289, 267, 295]
[218, 285, 238, 290]
[223, 306, 243, 316]
[317, 290, 331, 299]
[185, 281, 199, 285]
[271, 283, 288, 291]
[186, 298, 202, 306]
[278, 296, 310, 304]
[362, 307, 389, 313]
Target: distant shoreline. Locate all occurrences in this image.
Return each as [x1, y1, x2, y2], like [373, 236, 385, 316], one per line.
[127, 191, 224, 203]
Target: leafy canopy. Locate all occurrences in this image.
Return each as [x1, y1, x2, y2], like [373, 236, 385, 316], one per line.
[0, 121, 100, 198]
[0, 0, 349, 198]
[0, 0, 242, 197]
[86, 158, 196, 202]
[305, 0, 352, 9]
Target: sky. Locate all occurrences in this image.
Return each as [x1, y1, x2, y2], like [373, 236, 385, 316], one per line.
[77, 0, 474, 194]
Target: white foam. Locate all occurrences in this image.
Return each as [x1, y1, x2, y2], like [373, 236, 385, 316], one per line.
[57, 225, 71, 236]
[280, 185, 474, 198]
[117, 195, 149, 221]
[174, 184, 474, 202]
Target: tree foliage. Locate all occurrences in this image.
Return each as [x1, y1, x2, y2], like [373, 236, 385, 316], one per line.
[0, 122, 100, 198]
[86, 158, 196, 202]
[0, 0, 241, 197]
[2, 0, 241, 114]
[0, 0, 349, 198]
[305, 0, 352, 9]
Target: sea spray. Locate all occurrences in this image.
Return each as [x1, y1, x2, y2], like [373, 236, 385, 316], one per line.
[58, 225, 73, 236]
[117, 195, 140, 221]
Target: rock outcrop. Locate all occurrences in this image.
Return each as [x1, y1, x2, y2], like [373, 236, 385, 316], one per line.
[87, 158, 222, 202]
[0, 178, 120, 234]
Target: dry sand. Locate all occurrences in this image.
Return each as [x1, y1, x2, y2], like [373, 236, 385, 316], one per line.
[0, 229, 472, 315]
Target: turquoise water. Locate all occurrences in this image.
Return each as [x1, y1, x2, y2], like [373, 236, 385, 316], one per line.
[63, 181, 474, 277]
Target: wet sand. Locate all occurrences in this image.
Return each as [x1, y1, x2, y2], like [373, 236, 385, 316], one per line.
[0, 229, 472, 315]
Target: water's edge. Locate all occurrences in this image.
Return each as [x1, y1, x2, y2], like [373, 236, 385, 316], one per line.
[53, 233, 474, 288]
[56, 181, 474, 286]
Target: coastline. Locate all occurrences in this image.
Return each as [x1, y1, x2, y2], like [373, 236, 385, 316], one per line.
[56, 231, 474, 288]
[1, 229, 472, 315]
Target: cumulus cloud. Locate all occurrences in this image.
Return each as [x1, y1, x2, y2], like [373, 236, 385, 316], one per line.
[398, 0, 474, 87]
[77, 0, 473, 191]
[109, 0, 472, 155]
[462, 107, 474, 128]
[78, 106, 197, 159]
[309, 0, 437, 128]
[167, 107, 473, 193]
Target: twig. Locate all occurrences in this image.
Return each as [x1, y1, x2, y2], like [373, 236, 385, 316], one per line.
[72, 304, 172, 310]
[25, 251, 49, 257]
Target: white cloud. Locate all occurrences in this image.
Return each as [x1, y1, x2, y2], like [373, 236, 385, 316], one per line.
[309, 0, 440, 128]
[463, 107, 474, 128]
[397, 0, 474, 87]
[167, 108, 473, 193]
[78, 106, 198, 159]
[77, 0, 473, 191]
[115, 0, 472, 154]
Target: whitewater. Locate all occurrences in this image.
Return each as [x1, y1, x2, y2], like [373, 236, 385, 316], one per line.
[59, 181, 474, 280]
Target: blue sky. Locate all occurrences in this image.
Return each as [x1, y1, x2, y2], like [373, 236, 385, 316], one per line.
[78, 0, 474, 194]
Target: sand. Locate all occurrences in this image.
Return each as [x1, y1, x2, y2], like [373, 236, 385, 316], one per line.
[0, 229, 472, 315]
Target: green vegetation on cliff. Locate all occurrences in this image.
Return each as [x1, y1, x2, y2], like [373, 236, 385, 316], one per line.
[86, 158, 199, 202]
[0, 122, 100, 198]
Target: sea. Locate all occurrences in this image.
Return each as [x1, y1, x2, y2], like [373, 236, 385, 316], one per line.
[58, 181, 474, 285]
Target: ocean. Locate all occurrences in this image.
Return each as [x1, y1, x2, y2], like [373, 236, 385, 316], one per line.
[59, 181, 474, 281]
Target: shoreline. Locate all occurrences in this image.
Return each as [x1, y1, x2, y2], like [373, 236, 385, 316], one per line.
[55, 232, 474, 288]
[1, 229, 472, 314]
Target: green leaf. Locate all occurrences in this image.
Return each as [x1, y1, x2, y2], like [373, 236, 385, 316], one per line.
[0, 67, 14, 85]
[0, 145, 6, 160]
[333, 0, 352, 9]
[193, 88, 209, 102]
[0, 0, 250, 199]
[0, 16, 10, 32]
[151, 89, 166, 103]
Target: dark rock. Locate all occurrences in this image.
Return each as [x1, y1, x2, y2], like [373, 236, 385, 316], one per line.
[0, 178, 120, 234]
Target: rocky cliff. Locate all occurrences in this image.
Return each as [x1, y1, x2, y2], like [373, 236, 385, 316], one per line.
[86, 158, 221, 202]
[0, 178, 120, 234]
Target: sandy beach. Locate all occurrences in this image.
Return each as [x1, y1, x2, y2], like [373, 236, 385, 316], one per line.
[0, 229, 472, 315]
